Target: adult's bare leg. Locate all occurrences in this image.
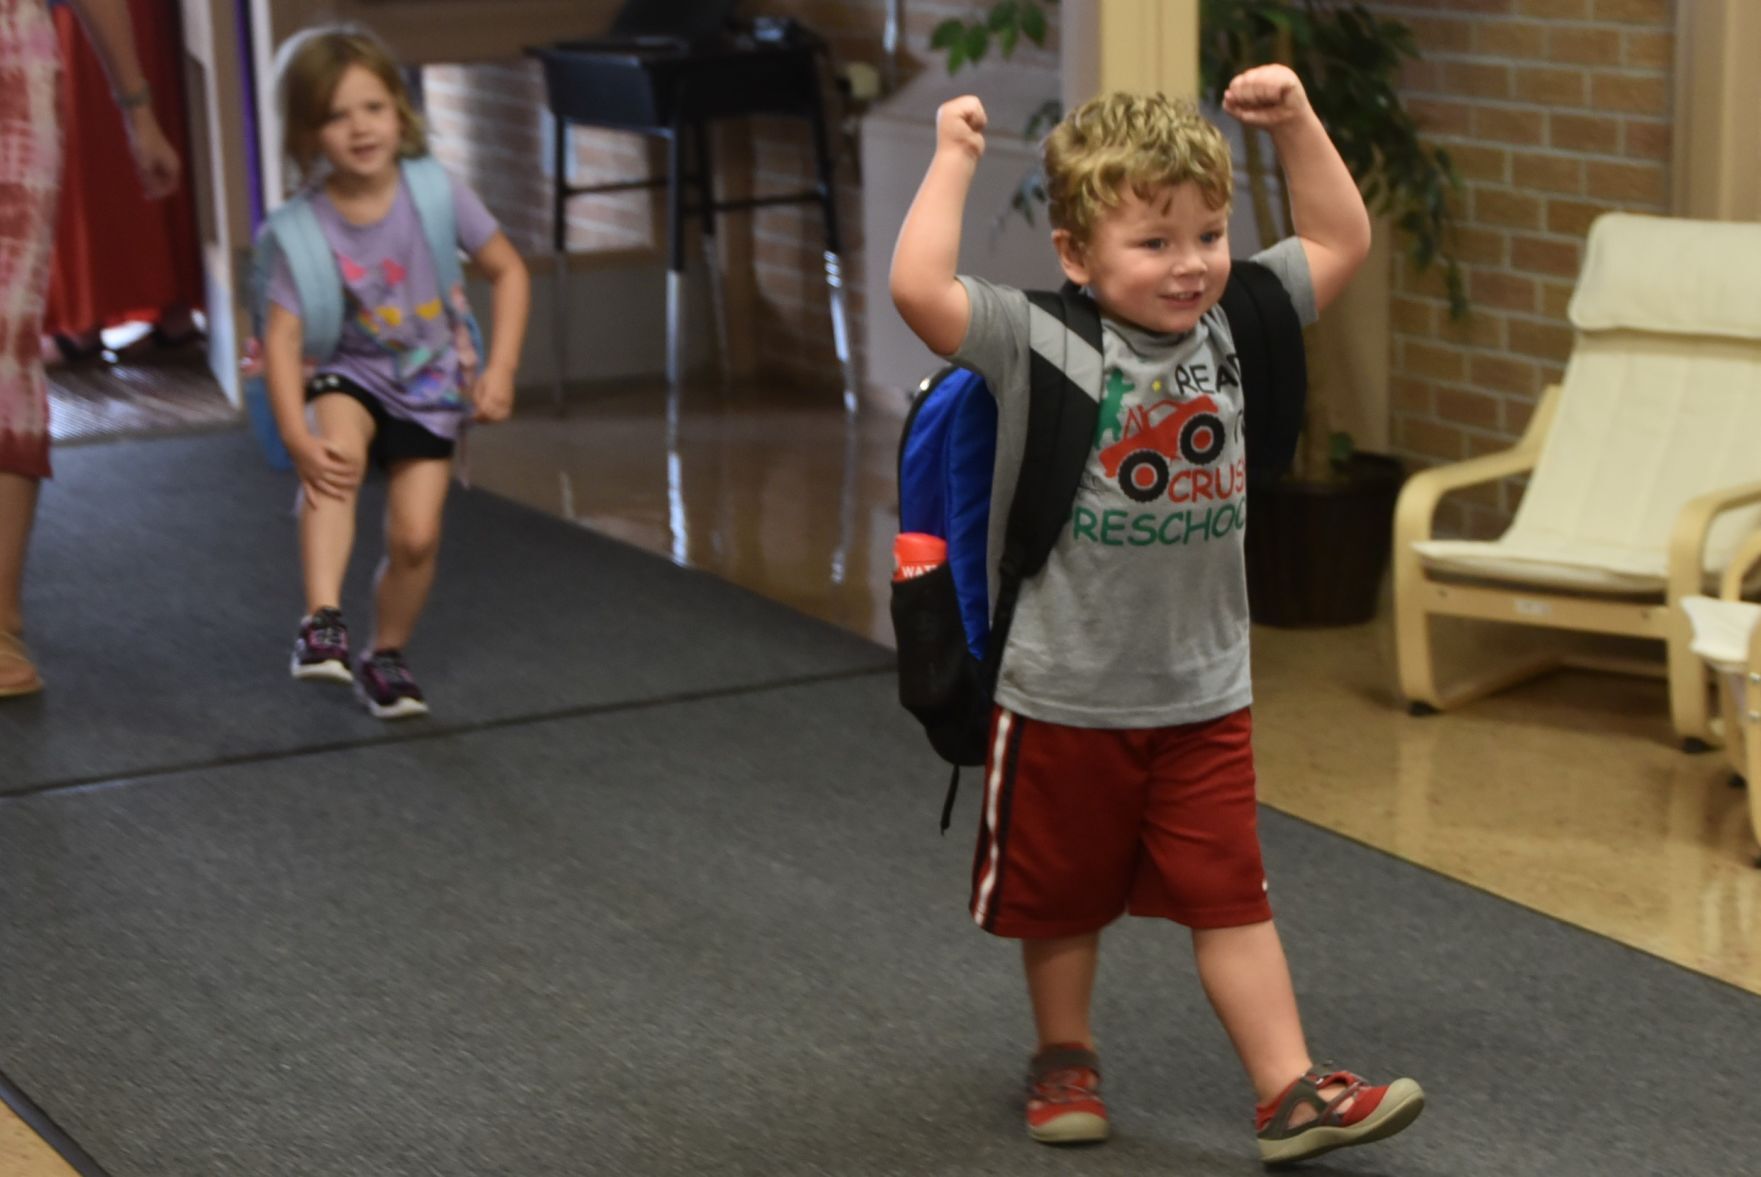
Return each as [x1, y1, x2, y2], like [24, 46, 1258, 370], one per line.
[0, 472, 43, 692]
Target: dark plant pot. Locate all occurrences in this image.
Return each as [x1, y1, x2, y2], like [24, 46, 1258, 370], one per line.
[1246, 452, 1406, 628]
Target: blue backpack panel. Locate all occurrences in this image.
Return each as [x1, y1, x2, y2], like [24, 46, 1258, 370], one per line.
[897, 366, 998, 662]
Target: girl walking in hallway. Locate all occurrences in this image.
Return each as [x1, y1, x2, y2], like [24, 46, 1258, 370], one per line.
[263, 26, 529, 718]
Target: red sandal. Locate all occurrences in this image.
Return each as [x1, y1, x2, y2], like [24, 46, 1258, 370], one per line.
[1255, 1067, 1424, 1165]
[1024, 1043, 1109, 1144]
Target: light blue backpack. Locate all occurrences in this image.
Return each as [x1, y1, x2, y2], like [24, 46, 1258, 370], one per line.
[242, 155, 482, 469]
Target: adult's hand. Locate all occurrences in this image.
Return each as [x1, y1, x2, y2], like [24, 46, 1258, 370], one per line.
[126, 107, 180, 200]
[65, 0, 180, 196]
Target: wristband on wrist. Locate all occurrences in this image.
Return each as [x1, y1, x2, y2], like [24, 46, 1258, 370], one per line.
[115, 84, 152, 111]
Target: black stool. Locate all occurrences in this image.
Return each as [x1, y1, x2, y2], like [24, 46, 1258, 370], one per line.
[528, 33, 855, 409]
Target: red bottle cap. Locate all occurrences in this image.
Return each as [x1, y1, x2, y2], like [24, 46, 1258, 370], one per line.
[892, 532, 948, 581]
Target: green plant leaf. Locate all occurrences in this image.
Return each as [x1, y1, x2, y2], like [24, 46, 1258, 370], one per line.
[988, 1, 1019, 33]
[964, 24, 990, 65]
[1021, 2, 1048, 44]
[930, 18, 963, 50]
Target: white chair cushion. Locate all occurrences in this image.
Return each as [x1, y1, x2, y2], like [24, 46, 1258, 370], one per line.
[1569, 213, 1761, 342]
[1409, 541, 1671, 592]
[1415, 331, 1761, 589]
[1681, 594, 1761, 672]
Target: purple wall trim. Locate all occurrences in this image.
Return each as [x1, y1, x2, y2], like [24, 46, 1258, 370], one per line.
[235, 0, 263, 227]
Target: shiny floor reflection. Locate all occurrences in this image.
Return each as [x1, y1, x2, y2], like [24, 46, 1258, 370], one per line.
[469, 380, 904, 645]
[467, 379, 1761, 994]
[48, 348, 235, 445]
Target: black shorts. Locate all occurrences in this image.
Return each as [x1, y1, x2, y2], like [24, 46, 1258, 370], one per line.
[305, 372, 455, 468]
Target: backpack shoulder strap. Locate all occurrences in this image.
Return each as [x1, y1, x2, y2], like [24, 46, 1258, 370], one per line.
[403, 155, 465, 295]
[1217, 258, 1308, 487]
[256, 193, 344, 361]
[403, 154, 486, 360]
[1011, 282, 1102, 579]
[983, 283, 1102, 682]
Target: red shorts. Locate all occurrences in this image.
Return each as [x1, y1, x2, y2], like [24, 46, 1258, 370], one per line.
[968, 706, 1272, 937]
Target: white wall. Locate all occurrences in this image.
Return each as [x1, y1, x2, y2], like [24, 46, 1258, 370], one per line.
[467, 253, 716, 392]
[859, 62, 1065, 400]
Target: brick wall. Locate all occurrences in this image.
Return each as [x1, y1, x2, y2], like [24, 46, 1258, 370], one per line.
[1362, 0, 1675, 538]
[422, 62, 660, 255]
[420, 4, 1057, 395]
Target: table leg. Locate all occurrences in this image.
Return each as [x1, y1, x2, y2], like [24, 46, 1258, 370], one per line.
[693, 121, 729, 381]
[666, 124, 687, 388]
[823, 250, 857, 415]
[806, 93, 858, 413]
[551, 116, 571, 414]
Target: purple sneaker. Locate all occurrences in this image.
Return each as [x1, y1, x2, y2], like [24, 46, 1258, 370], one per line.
[356, 648, 429, 719]
[291, 607, 352, 683]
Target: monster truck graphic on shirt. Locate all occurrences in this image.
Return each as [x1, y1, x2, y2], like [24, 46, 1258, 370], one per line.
[1097, 390, 1228, 503]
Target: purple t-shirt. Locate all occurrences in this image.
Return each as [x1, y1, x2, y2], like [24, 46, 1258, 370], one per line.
[267, 167, 500, 441]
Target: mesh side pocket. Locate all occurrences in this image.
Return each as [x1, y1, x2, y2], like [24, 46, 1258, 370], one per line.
[890, 564, 991, 766]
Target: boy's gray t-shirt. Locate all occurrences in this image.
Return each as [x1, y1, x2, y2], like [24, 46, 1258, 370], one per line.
[267, 169, 500, 442]
[951, 237, 1316, 728]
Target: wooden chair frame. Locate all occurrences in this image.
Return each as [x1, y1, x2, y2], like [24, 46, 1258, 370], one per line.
[1394, 382, 1761, 749]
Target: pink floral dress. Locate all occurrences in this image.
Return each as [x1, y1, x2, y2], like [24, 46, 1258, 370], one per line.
[0, 0, 62, 479]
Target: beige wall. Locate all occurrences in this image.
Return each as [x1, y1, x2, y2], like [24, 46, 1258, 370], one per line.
[252, 0, 619, 63]
[1061, 0, 1197, 107]
[1672, 0, 1761, 220]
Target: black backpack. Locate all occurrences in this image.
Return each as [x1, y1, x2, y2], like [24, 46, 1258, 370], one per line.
[890, 261, 1307, 829]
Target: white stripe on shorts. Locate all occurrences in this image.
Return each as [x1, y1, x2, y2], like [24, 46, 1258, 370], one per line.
[970, 707, 1015, 928]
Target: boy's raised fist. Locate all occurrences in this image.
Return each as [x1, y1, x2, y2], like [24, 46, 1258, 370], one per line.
[1222, 64, 1311, 127]
[937, 95, 988, 160]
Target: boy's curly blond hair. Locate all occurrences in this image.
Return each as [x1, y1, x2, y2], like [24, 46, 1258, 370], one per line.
[1043, 91, 1233, 244]
[276, 26, 428, 182]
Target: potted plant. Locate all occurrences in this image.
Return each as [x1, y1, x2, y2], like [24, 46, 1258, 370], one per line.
[933, 0, 1468, 626]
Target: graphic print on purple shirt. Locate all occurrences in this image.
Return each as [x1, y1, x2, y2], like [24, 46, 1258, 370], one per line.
[266, 167, 500, 442]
